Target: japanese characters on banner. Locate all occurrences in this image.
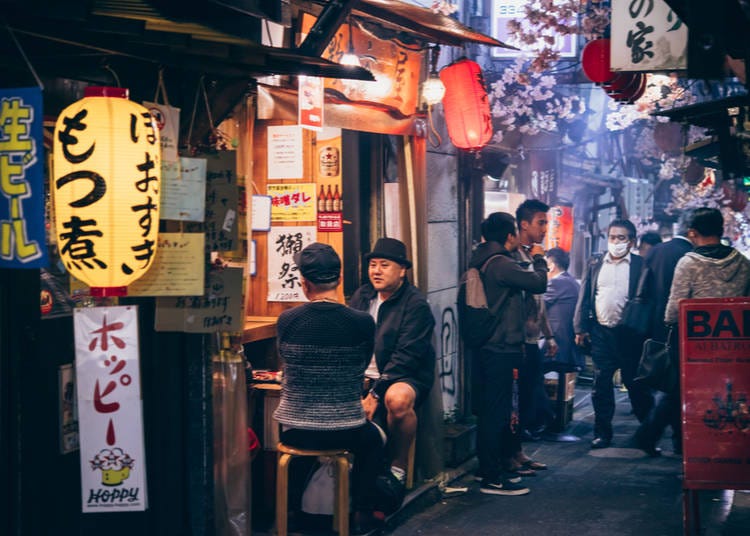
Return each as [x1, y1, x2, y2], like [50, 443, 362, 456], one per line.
[316, 129, 343, 233]
[154, 267, 244, 332]
[269, 183, 316, 222]
[298, 75, 324, 131]
[611, 0, 687, 71]
[74, 306, 147, 512]
[267, 125, 303, 179]
[527, 150, 558, 206]
[681, 298, 750, 490]
[0, 87, 48, 269]
[490, 0, 577, 59]
[267, 226, 316, 302]
[160, 157, 206, 221]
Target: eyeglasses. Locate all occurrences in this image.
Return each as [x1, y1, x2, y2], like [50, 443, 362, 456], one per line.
[608, 234, 630, 242]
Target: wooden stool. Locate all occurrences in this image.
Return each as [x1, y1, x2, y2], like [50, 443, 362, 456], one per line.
[405, 437, 416, 489]
[276, 443, 350, 536]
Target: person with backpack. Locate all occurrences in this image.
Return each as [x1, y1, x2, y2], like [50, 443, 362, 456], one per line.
[468, 212, 548, 496]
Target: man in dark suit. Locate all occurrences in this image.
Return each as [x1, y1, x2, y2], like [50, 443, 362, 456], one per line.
[574, 219, 654, 449]
[543, 248, 583, 372]
[633, 215, 693, 455]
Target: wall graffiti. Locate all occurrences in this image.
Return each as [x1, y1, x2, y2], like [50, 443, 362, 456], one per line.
[439, 306, 459, 418]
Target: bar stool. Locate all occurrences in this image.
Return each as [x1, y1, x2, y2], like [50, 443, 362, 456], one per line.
[275, 442, 350, 536]
[405, 437, 416, 489]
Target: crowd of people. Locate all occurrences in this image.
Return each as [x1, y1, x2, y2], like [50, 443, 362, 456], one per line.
[271, 203, 749, 532]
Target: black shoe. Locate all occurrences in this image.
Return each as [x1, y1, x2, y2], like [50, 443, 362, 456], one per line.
[373, 473, 405, 515]
[634, 437, 662, 457]
[479, 478, 530, 496]
[521, 429, 542, 442]
[590, 437, 611, 449]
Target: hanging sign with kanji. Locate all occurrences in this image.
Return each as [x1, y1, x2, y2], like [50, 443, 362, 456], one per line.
[0, 86, 48, 268]
[267, 226, 316, 302]
[74, 305, 148, 512]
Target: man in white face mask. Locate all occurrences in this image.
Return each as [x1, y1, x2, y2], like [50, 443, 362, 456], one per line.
[573, 219, 655, 450]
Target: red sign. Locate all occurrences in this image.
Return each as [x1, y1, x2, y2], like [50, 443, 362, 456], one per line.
[680, 298, 750, 490]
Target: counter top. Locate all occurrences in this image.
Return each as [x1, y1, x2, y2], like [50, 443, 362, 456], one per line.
[243, 316, 278, 343]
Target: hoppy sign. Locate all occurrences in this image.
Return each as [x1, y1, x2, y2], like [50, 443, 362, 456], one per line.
[53, 87, 161, 296]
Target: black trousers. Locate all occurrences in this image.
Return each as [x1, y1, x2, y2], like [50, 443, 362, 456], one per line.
[520, 342, 554, 432]
[591, 323, 654, 440]
[476, 349, 522, 481]
[280, 422, 385, 511]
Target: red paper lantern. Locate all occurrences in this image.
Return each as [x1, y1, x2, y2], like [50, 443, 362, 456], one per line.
[581, 39, 614, 83]
[440, 58, 493, 151]
[545, 205, 574, 252]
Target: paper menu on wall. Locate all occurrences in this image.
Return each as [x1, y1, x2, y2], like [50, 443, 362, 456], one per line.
[160, 157, 207, 221]
[127, 233, 205, 296]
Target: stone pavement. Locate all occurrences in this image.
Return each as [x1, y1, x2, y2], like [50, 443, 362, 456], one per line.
[382, 385, 750, 536]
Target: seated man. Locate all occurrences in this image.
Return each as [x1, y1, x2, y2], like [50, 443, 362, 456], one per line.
[350, 238, 436, 488]
[274, 242, 385, 529]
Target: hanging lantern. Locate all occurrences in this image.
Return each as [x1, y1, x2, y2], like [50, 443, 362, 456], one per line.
[421, 45, 446, 106]
[440, 58, 493, 151]
[53, 87, 161, 297]
[545, 205, 574, 252]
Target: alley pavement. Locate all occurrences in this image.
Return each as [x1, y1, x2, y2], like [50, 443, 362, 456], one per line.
[383, 384, 750, 536]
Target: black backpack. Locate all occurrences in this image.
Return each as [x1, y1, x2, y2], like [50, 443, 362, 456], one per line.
[457, 254, 507, 348]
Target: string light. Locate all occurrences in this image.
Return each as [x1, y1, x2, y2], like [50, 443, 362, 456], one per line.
[340, 16, 361, 67]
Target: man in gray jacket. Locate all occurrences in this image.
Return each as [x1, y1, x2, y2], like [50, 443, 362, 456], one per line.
[470, 212, 548, 496]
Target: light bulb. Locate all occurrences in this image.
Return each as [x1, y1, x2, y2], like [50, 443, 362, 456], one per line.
[422, 76, 446, 106]
[340, 53, 361, 67]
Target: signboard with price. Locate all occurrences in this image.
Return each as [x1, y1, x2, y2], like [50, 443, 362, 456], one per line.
[680, 298, 750, 490]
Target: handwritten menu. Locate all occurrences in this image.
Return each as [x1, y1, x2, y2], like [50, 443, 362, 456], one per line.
[127, 233, 205, 296]
[154, 267, 243, 333]
[160, 157, 207, 221]
[267, 125, 303, 179]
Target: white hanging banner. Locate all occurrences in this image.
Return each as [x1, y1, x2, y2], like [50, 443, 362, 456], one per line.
[610, 0, 687, 71]
[267, 226, 316, 302]
[74, 306, 148, 512]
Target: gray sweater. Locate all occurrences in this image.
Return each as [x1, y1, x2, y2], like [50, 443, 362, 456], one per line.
[273, 301, 375, 430]
[665, 246, 750, 324]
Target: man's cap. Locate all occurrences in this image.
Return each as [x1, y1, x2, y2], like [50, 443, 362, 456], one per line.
[365, 237, 412, 268]
[293, 242, 341, 284]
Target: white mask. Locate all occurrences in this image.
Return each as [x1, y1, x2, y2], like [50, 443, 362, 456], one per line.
[608, 242, 630, 258]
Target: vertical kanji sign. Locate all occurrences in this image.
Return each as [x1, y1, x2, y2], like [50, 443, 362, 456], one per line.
[681, 298, 750, 490]
[75, 305, 148, 512]
[0, 86, 48, 268]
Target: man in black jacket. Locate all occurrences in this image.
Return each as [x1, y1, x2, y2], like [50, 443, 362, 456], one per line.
[574, 219, 654, 449]
[349, 238, 435, 488]
[470, 212, 548, 496]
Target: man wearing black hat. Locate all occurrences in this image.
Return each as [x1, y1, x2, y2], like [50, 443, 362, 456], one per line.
[349, 237, 436, 488]
[274, 242, 387, 530]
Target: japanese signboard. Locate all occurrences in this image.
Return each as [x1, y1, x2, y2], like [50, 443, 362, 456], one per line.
[160, 157, 206, 222]
[52, 90, 160, 292]
[59, 364, 79, 454]
[154, 267, 243, 333]
[127, 233, 205, 296]
[0, 86, 48, 269]
[490, 0, 577, 59]
[300, 13, 421, 117]
[74, 305, 148, 512]
[527, 149, 558, 206]
[267, 226, 315, 302]
[269, 183, 316, 222]
[681, 298, 750, 490]
[298, 75, 324, 131]
[142, 100, 179, 164]
[267, 125, 303, 179]
[611, 0, 687, 71]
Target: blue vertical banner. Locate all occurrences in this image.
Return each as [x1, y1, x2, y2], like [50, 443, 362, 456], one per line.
[0, 86, 48, 268]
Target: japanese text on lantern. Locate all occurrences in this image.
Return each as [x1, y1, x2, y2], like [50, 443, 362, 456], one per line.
[53, 92, 161, 292]
[0, 92, 44, 264]
[56, 109, 157, 273]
